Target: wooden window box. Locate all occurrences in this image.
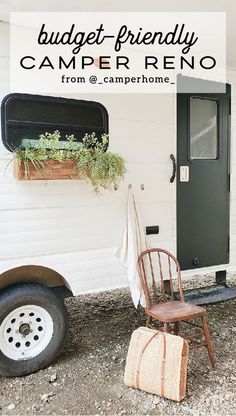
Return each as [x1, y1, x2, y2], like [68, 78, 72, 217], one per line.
[13, 158, 83, 181]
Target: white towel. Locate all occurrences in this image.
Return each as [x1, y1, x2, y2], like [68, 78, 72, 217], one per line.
[116, 189, 147, 308]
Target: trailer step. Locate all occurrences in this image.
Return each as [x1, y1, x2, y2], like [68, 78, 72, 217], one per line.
[176, 285, 236, 306]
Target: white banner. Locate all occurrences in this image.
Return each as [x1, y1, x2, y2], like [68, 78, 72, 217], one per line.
[10, 12, 226, 94]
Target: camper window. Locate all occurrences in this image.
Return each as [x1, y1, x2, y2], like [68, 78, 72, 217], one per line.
[1, 94, 108, 152]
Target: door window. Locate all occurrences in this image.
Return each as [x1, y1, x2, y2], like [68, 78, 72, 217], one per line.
[190, 97, 218, 160]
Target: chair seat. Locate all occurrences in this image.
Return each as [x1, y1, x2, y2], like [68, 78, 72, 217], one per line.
[147, 301, 205, 323]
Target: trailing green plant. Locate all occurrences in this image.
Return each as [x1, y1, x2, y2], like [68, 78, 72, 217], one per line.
[14, 131, 126, 192]
[77, 148, 126, 192]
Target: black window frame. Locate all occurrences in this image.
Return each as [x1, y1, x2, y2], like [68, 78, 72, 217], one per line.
[1, 93, 109, 152]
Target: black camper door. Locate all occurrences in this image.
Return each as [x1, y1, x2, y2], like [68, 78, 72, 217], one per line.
[177, 79, 231, 270]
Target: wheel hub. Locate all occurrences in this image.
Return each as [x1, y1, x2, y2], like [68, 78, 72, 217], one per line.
[0, 305, 53, 360]
[19, 323, 31, 336]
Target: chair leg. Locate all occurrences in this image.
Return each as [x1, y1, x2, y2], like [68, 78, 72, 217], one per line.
[174, 322, 179, 335]
[201, 315, 216, 368]
[146, 316, 152, 327]
[164, 323, 168, 332]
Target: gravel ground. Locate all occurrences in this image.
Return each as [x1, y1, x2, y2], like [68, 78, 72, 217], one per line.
[0, 275, 235, 416]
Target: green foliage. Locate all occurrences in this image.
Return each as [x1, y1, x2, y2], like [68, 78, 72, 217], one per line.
[76, 149, 126, 192]
[14, 131, 126, 192]
[15, 130, 82, 161]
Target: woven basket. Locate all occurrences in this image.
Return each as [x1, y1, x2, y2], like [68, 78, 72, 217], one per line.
[124, 326, 189, 402]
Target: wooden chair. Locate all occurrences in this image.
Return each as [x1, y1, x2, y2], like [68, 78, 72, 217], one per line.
[137, 248, 215, 368]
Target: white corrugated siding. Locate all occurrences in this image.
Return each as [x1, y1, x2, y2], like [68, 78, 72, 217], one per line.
[0, 21, 176, 294]
[1, 20, 236, 294]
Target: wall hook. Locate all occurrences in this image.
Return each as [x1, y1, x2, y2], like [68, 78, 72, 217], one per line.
[140, 184, 144, 190]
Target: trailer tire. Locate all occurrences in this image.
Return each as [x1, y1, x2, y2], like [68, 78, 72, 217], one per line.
[0, 283, 67, 377]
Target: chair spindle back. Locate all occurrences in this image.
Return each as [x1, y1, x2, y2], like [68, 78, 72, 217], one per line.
[138, 248, 185, 308]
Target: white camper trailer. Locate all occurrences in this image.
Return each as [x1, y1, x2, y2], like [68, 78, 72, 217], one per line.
[0, 9, 236, 377]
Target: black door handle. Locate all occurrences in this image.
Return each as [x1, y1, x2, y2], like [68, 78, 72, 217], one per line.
[170, 154, 176, 183]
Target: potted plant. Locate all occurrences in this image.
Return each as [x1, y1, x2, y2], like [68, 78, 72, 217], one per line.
[13, 130, 126, 192]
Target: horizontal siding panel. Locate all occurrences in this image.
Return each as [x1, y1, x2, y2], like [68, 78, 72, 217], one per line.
[229, 234, 236, 249]
[0, 214, 122, 234]
[0, 247, 128, 294]
[0, 201, 173, 258]
[0, 247, 118, 268]
[0, 234, 120, 260]
[0, 205, 124, 223]
[110, 120, 175, 162]
[0, 239, 175, 295]
[229, 251, 236, 266]
[0, 80, 9, 99]
[0, 56, 9, 81]
[230, 200, 236, 213]
[0, 184, 124, 209]
[75, 93, 175, 124]
[0, 202, 173, 235]
[139, 202, 173, 240]
[0, 22, 9, 57]
[0, 225, 121, 246]
[230, 214, 236, 228]
[125, 164, 174, 202]
[0, 180, 173, 212]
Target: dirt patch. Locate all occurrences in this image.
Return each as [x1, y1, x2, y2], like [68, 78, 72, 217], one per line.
[0, 276, 236, 415]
